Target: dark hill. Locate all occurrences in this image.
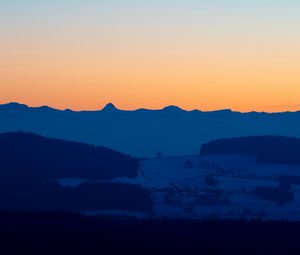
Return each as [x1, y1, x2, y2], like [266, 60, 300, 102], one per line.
[0, 132, 138, 180]
[200, 136, 300, 165]
[0, 132, 152, 213]
[0, 181, 153, 213]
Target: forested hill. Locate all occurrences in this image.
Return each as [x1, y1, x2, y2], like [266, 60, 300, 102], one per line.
[201, 136, 300, 165]
[0, 132, 138, 180]
[0, 132, 152, 213]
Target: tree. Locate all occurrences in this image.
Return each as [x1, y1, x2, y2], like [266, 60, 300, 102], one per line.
[157, 150, 163, 158]
[184, 160, 193, 169]
[205, 175, 219, 187]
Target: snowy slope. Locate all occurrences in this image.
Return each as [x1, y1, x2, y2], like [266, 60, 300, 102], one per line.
[59, 155, 300, 220]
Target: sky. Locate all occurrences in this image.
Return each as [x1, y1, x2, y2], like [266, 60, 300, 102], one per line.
[1, 0, 300, 112]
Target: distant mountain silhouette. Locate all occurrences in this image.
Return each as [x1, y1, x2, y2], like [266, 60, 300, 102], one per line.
[102, 102, 118, 111]
[201, 136, 300, 165]
[1, 102, 300, 157]
[0, 132, 138, 180]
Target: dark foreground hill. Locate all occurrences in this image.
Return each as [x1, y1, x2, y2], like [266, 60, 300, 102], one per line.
[0, 180, 153, 212]
[0, 132, 138, 180]
[201, 136, 300, 165]
[0, 132, 152, 213]
[0, 212, 300, 255]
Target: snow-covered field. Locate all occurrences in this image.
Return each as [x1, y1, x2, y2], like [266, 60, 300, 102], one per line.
[59, 155, 300, 220]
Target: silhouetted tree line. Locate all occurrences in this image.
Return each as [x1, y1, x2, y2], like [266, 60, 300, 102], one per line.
[0, 132, 152, 213]
[279, 175, 300, 186]
[201, 136, 300, 165]
[0, 180, 152, 212]
[0, 132, 138, 180]
[0, 212, 300, 255]
[254, 186, 295, 205]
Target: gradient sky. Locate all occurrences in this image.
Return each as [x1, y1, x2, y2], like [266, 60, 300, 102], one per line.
[1, 0, 300, 112]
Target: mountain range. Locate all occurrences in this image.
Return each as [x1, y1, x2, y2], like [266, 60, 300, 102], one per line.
[1, 102, 300, 157]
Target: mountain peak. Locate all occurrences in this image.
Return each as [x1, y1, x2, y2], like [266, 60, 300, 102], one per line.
[102, 103, 118, 111]
[0, 102, 28, 110]
[162, 105, 184, 112]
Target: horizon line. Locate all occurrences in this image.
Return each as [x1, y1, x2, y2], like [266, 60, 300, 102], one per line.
[1, 101, 300, 114]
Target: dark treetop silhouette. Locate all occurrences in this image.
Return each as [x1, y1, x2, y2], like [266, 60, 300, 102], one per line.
[0, 131, 138, 180]
[200, 136, 300, 165]
[0, 132, 152, 213]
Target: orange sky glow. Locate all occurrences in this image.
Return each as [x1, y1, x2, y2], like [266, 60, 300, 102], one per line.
[1, 1, 300, 112]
